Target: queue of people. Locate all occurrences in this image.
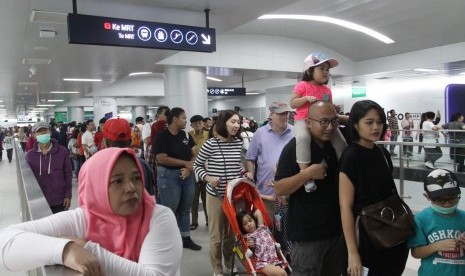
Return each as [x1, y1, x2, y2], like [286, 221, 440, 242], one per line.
[1, 51, 465, 276]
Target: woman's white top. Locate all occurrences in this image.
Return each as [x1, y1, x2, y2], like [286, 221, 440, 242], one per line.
[0, 205, 182, 276]
[422, 121, 437, 148]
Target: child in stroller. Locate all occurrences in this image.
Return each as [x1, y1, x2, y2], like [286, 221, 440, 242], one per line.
[237, 209, 287, 276]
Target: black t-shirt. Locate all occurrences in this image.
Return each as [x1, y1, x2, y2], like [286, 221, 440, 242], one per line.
[153, 129, 196, 169]
[339, 143, 396, 214]
[275, 137, 341, 242]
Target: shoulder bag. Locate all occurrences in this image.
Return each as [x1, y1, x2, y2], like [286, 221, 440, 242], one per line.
[358, 146, 415, 249]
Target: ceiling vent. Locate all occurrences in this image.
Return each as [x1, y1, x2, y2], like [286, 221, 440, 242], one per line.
[39, 30, 57, 38]
[22, 58, 52, 65]
[16, 92, 34, 96]
[18, 82, 38, 86]
[30, 10, 67, 24]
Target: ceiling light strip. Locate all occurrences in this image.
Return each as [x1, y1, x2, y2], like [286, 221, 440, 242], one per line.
[129, 72, 153, 76]
[258, 14, 395, 44]
[50, 91, 79, 94]
[63, 78, 102, 82]
[207, 76, 223, 82]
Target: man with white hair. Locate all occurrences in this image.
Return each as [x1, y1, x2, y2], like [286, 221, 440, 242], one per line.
[245, 101, 294, 220]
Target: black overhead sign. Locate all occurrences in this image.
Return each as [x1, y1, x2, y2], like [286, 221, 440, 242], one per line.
[68, 14, 216, 53]
[207, 87, 246, 96]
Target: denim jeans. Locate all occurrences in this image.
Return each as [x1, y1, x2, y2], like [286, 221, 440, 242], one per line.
[157, 166, 195, 237]
[72, 158, 81, 178]
[402, 137, 413, 155]
[390, 134, 398, 154]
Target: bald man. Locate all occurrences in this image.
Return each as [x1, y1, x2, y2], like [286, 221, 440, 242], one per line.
[274, 101, 347, 276]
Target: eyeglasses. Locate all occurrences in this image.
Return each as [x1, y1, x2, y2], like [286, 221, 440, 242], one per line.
[308, 117, 340, 127]
[434, 195, 461, 204]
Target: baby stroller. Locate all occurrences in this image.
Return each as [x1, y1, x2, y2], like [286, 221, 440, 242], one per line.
[221, 178, 291, 275]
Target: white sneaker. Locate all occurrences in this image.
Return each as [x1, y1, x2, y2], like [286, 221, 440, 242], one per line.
[424, 161, 435, 169]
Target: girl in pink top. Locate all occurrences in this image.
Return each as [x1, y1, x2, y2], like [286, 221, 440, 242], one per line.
[290, 52, 347, 192]
[238, 209, 286, 276]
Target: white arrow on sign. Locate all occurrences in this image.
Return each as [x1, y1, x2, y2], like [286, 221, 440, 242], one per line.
[201, 34, 211, 45]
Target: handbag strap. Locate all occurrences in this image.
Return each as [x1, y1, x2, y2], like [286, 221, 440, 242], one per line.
[376, 145, 400, 195]
[377, 144, 390, 169]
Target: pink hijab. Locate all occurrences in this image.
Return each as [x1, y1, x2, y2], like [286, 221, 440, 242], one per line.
[78, 147, 155, 262]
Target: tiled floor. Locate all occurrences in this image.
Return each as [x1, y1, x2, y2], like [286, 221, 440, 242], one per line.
[0, 148, 426, 276]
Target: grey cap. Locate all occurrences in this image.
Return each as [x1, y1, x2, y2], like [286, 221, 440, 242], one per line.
[269, 101, 292, 113]
[32, 121, 50, 133]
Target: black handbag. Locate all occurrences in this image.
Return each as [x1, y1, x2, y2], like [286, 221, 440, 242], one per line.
[358, 145, 415, 249]
[359, 193, 415, 249]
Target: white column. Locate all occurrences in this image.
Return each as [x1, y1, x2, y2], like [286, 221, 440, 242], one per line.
[67, 106, 84, 123]
[163, 66, 208, 119]
[93, 97, 117, 122]
[134, 106, 146, 120]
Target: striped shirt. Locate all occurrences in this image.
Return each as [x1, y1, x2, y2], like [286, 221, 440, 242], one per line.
[387, 115, 399, 135]
[193, 137, 243, 196]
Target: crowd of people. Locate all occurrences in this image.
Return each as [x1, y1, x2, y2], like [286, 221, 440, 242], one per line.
[0, 51, 464, 276]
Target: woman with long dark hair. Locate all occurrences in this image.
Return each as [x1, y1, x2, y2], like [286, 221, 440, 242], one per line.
[193, 110, 243, 276]
[339, 100, 409, 276]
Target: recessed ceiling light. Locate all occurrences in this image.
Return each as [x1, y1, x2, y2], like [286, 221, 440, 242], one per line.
[36, 104, 55, 107]
[0, 100, 3, 103]
[246, 92, 261, 95]
[129, 72, 153, 76]
[258, 14, 395, 44]
[207, 76, 223, 82]
[414, 68, 439, 72]
[63, 78, 102, 82]
[459, 72, 465, 75]
[50, 91, 79, 94]
[148, 106, 159, 109]
[34, 46, 49, 51]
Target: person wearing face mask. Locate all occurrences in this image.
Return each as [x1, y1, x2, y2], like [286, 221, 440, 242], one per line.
[408, 169, 465, 276]
[26, 121, 72, 213]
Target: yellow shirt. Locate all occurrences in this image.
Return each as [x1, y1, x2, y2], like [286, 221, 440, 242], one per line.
[189, 130, 209, 149]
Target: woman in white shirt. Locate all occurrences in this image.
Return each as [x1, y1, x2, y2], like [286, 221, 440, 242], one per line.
[0, 147, 182, 275]
[422, 111, 442, 169]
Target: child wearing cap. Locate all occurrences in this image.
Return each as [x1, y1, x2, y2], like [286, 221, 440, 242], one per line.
[290, 52, 347, 192]
[408, 169, 465, 276]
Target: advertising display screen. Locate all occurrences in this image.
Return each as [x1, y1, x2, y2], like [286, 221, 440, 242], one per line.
[207, 87, 246, 96]
[68, 14, 216, 52]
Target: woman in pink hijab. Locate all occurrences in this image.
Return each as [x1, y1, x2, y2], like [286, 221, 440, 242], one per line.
[0, 147, 182, 275]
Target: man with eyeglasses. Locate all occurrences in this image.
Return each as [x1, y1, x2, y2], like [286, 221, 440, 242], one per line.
[408, 168, 465, 276]
[274, 101, 347, 276]
[245, 101, 295, 222]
